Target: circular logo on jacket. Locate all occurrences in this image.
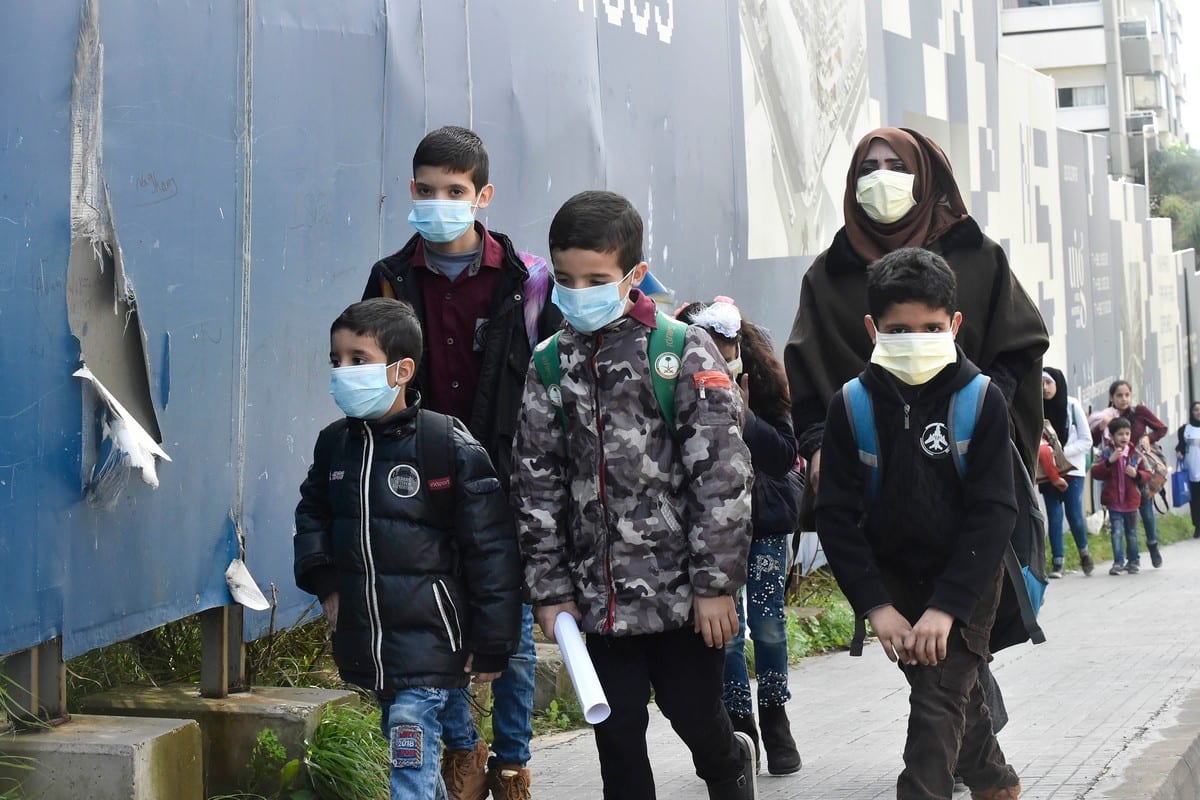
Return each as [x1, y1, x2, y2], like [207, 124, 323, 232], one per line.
[388, 464, 420, 498]
[654, 352, 681, 380]
[547, 384, 563, 407]
[920, 422, 951, 458]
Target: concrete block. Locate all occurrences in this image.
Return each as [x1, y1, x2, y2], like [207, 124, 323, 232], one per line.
[533, 642, 572, 713]
[0, 714, 201, 800]
[79, 685, 357, 796]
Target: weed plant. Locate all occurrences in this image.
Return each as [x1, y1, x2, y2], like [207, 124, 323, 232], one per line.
[304, 703, 388, 800]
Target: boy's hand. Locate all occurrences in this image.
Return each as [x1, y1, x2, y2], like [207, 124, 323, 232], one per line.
[910, 608, 955, 666]
[1125, 464, 1138, 478]
[810, 449, 822, 493]
[694, 595, 739, 649]
[534, 602, 581, 643]
[1109, 449, 1121, 464]
[321, 592, 339, 633]
[463, 654, 501, 684]
[866, 605, 913, 664]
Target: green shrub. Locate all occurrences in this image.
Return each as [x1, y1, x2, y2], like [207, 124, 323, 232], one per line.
[305, 703, 388, 800]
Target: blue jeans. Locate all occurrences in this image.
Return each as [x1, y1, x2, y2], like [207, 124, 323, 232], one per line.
[722, 536, 791, 718]
[379, 688, 451, 800]
[1109, 510, 1140, 566]
[1139, 492, 1159, 548]
[1040, 476, 1089, 561]
[441, 604, 535, 767]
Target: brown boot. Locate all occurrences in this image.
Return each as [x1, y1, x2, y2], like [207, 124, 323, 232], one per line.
[970, 782, 1021, 800]
[487, 763, 532, 800]
[441, 739, 489, 800]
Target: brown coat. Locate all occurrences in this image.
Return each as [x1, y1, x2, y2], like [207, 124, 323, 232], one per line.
[784, 217, 1049, 473]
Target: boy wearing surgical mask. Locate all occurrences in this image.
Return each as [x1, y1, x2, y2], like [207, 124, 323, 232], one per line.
[815, 249, 1023, 800]
[362, 126, 557, 800]
[513, 190, 760, 799]
[294, 298, 522, 800]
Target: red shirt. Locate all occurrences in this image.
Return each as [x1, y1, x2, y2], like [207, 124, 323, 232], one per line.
[416, 226, 504, 424]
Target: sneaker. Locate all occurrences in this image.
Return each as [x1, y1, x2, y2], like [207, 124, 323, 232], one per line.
[1080, 550, 1095, 576]
[486, 764, 532, 800]
[1126, 562, 1140, 574]
[1149, 544, 1163, 568]
[1109, 562, 1124, 576]
[1048, 568, 1064, 579]
[442, 739, 489, 800]
[733, 730, 760, 798]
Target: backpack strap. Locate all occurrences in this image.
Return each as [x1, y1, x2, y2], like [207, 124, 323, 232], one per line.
[532, 332, 568, 431]
[842, 377, 881, 503]
[647, 311, 689, 432]
[946, 374, 990, 480]
[416, 409, 456, 523]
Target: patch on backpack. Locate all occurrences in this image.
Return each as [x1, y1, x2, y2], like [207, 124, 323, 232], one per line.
[654, 351, 681, 380]
[389, 723, 422, 768]
[388, 464, 420, 498]
[547, 384, 563, 407]
[920, 422, 951, 458]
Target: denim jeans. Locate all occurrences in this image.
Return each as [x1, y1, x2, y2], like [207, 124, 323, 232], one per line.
[440, 604, 535, 767]
[379, 688, 451, 800]
[723, 536, 792, 718]
[1109, 509, 1140, 566]
[1139, 492, 1159, 548]
[1040, 476, 1089, 561]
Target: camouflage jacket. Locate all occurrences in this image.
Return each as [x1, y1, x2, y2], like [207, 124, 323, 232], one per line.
[512, 294, 754, 636]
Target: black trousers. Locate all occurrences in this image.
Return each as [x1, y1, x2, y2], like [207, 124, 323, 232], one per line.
[586, 626, 742, 800]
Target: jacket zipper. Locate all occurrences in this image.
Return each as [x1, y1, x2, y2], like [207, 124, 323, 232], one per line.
[359, 424, 386, 690]
[591, 334, 617, 633]
[433, 580, 463, 652]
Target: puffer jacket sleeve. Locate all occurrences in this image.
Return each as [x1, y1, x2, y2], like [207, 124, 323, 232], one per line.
[511, 359, 575, 607]
[674, 327, 754, 596]
[452, 428, 522, 663]
[294, 423, 339, 600]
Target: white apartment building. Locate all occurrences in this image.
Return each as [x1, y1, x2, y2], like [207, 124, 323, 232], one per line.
[1000, 0, 1187, 183]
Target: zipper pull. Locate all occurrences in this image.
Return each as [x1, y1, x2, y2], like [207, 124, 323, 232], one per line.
[699, 379, 707, 399]
[904, 404, 911, 430]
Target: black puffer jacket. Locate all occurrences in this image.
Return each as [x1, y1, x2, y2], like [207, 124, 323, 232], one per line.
[746, 408, 801, 538]
[294, 401, 521, 693]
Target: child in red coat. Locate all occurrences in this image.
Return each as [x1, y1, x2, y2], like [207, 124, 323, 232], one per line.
[1090, 416, 1151, 574]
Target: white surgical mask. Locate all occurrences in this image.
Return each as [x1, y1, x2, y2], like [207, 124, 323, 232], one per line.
[870, 332, 956, 385]
[726, 348, 743, 381]
[856, 170, 917, 224]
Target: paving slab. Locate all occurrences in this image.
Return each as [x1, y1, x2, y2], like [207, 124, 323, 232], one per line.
[530, 535, 1200, 798]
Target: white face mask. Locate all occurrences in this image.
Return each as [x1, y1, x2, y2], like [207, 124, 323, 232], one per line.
[727, 354, 743, 380]
[870, 331, 956, 385]
[856, 170, 917, 225]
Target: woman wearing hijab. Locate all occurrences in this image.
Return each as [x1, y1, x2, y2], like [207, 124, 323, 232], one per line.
[783, 127, 1049, 746]
[1174, 401, 1200, 538]
[1039, 367, 1094, 577]
[1091, 380, 1168, 568]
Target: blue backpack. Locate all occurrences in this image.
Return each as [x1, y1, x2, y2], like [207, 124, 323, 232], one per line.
[841, 373, 1047, 655]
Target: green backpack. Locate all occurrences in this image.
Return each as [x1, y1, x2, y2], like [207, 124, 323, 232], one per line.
[532, 311, 689, 432]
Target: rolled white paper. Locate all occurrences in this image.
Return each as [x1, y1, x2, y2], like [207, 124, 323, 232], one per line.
[553, 612, 611, 725]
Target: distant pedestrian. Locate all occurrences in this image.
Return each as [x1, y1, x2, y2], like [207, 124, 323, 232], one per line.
[1174, 401, 1200, 538]
[1038, 367, 1094, 577]
[816, 248, 1022, 800]
[1091, 416, 1151, 575]
[678, 299, 803, 777]
[1090, 380, 1167, 568]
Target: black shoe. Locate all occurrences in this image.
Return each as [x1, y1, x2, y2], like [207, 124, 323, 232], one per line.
[705, 731, 759, 799]
[1080, 550, 1095, 576]
[1149, 543, 1163, 568]
[758, 705, 802, 776]
[730, 713, 760, 774]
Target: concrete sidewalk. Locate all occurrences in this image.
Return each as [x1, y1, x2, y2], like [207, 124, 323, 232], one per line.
[528, 536, 1200, 798]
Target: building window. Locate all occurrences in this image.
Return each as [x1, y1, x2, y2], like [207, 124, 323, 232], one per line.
[1057, 85, 1107, 108]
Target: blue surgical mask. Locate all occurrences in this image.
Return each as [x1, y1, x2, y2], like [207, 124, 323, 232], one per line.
[330, 362, 401, 419]
[408, 199, 477, 243]
[551, 269, 635, 333]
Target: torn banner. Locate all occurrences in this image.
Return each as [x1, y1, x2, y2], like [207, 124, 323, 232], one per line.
[74, 365, 171, 508]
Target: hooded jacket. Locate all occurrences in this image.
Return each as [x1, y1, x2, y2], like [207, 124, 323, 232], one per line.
[512, 291, 754, 636]
[363, 225, 561, 489]
[815, 353, 1017, 631]
[785, 218, 1049, 475]
[294, 400, 521, 693]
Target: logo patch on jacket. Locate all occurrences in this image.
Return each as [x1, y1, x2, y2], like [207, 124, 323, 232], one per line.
[655, 351, 681, 380]
[388, 464, 420, 498]
[920, 422, 951, 458]
[329, 470, 345, 481]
